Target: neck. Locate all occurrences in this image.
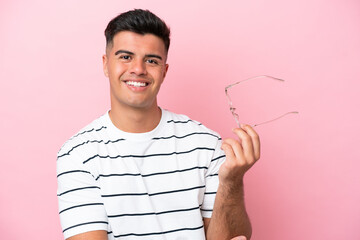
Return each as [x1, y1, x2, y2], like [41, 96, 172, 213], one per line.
[109, 104, 162, 133]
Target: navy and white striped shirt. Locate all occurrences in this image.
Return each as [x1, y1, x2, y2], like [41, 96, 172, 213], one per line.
[57, 109, 225, 239]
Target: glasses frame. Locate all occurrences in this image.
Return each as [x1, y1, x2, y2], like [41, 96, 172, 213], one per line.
[225, 75, 298, 127]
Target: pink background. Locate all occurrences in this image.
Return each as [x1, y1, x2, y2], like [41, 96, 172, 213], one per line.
[1, 0, 359, 239]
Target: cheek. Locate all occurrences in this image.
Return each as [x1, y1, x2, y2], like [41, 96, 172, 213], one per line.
[109, 64, 126, 77]
[153, 67, 166, 79]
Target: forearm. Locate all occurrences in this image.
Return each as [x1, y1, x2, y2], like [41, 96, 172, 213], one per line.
[206, 180, 252, 240]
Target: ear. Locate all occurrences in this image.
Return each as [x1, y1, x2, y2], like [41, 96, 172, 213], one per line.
[102, 54, 109, 77]
[163, 63, 169, 79]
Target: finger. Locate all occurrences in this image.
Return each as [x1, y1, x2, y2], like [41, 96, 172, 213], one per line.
[241, 124, 261, 160]
[222, 138, 245, 161]
[232, 127, 254, 162]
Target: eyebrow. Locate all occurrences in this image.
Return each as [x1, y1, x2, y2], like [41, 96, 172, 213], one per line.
[114, 50, 133, 56]
[114, 50, 163, 60]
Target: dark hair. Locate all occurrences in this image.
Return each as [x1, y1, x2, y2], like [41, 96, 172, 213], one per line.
[105, 9, 170, 53]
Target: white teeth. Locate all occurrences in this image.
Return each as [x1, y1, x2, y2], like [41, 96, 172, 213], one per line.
[126, 81, 147, 87]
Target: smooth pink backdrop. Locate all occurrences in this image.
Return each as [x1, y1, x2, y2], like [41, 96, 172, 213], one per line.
[1, 0, 359, 239]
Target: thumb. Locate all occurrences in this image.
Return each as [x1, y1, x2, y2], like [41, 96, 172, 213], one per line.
[221, 142, 235, 159]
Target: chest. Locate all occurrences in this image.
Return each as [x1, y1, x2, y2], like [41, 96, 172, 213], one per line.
[94, 140, 212, 215]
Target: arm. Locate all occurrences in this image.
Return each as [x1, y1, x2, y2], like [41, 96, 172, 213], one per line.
[57, 151, 109, 239]
[205, 124, 260, 240]
[67, 230, 108, 240]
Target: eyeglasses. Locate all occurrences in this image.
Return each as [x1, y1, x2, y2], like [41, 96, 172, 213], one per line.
[225, 75, 299, 127]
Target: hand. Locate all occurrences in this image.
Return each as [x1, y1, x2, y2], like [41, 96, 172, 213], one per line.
[220, 124, 260, 184]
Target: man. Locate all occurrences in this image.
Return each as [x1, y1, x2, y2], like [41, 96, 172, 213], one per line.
[57, 9, 260, 240]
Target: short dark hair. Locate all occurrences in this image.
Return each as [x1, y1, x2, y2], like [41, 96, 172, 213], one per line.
[104, 9, 171, 53]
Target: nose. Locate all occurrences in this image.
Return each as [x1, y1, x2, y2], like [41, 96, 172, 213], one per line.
[129, 58, 147, 75]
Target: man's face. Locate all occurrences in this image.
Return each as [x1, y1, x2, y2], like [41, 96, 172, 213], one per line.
[103, 31, 169, 111]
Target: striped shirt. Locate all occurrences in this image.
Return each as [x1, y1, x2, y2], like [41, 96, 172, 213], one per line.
[57, 109, 225, 239]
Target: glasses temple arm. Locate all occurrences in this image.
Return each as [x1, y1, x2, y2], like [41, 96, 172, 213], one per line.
[225, 75, 285, 91]
[252, 111, 299, 127]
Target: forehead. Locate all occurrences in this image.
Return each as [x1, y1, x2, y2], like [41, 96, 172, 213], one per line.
[109, 31, 166, 56]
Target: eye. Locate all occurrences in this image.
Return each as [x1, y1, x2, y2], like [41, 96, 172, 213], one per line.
[146, 59, 158, 65]
[120, 55, 131, 60]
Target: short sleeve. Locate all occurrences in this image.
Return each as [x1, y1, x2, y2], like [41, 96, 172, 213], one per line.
[57, 152, 109, 239]
[201, 138, 226, 218]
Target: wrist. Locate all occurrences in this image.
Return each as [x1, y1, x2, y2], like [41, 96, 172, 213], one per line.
[217, 180, 245, 204]
[219, 175, 244, 192]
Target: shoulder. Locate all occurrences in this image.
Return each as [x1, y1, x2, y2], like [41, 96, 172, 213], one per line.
[57, 112, 108, 159]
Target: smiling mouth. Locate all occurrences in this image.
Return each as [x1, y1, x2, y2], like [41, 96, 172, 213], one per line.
[125, 81, 149, 87]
